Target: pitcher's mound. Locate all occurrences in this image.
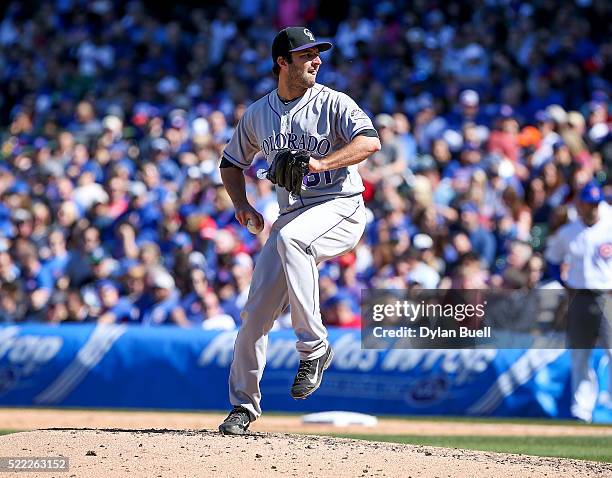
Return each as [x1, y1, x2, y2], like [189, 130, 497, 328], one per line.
[1, 429, 610, 478]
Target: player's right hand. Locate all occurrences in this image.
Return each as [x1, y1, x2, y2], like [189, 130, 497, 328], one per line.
[234, 204, 264, 232]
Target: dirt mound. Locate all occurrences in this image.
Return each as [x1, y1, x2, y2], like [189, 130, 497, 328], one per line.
[2, 408, 612, 437]
[1, 429, 611, 478]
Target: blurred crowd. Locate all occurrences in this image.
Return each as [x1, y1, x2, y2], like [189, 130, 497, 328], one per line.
[0, 0, 609, 328]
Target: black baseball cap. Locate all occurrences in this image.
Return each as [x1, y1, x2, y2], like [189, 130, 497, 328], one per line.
[271, 27, 332, 63]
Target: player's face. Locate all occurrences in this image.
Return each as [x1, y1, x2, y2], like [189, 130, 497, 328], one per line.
[577, 200, 599, 225]
[288, 48, 322, 89]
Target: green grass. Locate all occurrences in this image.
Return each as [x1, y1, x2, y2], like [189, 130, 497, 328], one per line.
[236, 411, 611, 427]
[0, 429, 18, 436]
[346, 414, 612, 427]
[329, 434, 612, 463]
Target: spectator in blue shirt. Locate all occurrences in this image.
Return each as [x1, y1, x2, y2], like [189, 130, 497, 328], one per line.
[174, 268, 209, 327]
[44, 228, 71, 285]
[446, 89, 492, 130]
[64, 226, 101, 288]
[151, 138, 181, 184]
[392, 112, 418, 168]
[460, 203, 497, 269]
[138, 267, 180, 326]
[97, 280, 136, 324]
[16, 242, 53, 321]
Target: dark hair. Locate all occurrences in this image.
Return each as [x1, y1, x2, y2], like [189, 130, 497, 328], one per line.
[272, 54, 292, 77]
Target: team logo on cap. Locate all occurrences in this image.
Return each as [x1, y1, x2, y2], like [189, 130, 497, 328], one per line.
[303, 28, 315, 41]
[598, 243, 612, 260]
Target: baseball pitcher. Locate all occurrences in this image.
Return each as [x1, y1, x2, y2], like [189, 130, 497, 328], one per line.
[218, 27, 381, 434]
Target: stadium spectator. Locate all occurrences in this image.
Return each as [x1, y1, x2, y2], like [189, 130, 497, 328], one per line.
[173, 267, 209, 327]
[46, 291, 68, 324]
[65, 289, 93, 323]
[322, 294, 361, 328]
[136, 267, 180, 326]
[122, 264, 147, 305]
[459, 203, 497, 268]
[15, 242, 53, 321]
[64, 226, 100, 288]
[0, 282, 25, 323]
[360, 114, 407, 188]
[200, 289, 236, 331]
[44, 228, 71, 285]
[97, 280, 136, 324]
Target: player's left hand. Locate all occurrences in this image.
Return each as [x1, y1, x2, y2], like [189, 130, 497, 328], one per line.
[267, 149, 311, 196]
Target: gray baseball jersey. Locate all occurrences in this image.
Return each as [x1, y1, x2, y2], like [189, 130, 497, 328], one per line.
[222, 83, 375, 213]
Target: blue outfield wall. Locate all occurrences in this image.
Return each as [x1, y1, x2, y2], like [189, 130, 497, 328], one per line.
[0, 324, 610, 422]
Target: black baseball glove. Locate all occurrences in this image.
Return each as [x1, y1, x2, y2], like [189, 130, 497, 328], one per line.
[266, 149, 311, 196]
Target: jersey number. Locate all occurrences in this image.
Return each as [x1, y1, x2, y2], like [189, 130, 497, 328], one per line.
[305, 171, 332, 187]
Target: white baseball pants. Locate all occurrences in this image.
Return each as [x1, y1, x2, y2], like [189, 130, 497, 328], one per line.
[228, 195, 366, 419]
[569, 292, 612, 422]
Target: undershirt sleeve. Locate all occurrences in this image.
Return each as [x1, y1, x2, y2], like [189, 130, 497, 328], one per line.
[219, 157, 242, 169]
[354, 128, 379, 138]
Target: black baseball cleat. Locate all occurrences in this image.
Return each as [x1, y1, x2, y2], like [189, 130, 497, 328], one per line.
[219, 406, 251, 435]
[291, 347, 334, 400]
